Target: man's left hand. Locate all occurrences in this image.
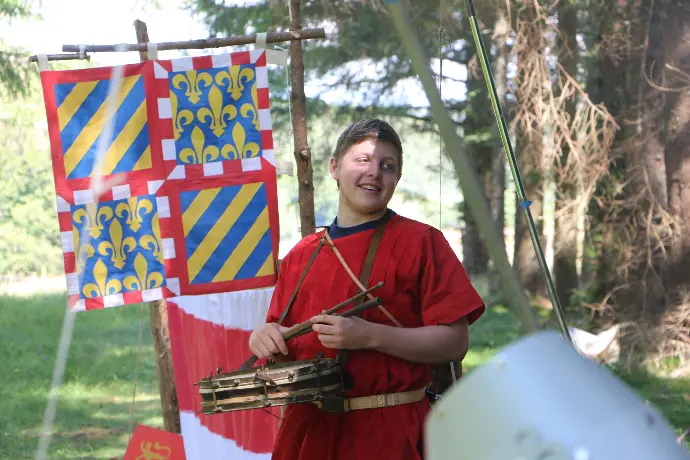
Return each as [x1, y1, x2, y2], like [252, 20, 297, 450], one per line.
[311, 314, 376, 350]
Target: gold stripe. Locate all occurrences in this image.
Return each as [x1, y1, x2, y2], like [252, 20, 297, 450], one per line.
[255, 251, 275, 277]
[181, 188, 222, 238]
[187, 183, 262, 283]
[63, 75, 140, 177]
[132, 146, 152, 171]
[213, 206, 270, 283]
[57, 81, 100, 131]
[100, 100, 148, 175]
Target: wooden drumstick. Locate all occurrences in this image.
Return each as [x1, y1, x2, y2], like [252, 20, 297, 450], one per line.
[239, 291, 384, 370]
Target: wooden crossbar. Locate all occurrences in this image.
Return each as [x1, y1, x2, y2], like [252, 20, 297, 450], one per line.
[61, 28, 325, 54]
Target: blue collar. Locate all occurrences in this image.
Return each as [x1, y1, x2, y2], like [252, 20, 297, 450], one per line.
[327, 209, 396, 240]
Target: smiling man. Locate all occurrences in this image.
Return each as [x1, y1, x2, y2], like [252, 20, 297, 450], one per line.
[248, 119, 485, 460]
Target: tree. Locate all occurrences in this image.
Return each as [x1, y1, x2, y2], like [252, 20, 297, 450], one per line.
[0, 0, 35, 98]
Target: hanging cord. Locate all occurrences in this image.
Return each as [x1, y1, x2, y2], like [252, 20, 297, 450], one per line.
[127, 302, 147, 444]
[437, 0, 457, 385]
[274, 45, 301, 236]
[438, 0, 444, 231]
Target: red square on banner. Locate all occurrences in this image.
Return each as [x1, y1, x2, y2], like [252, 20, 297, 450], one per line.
[123, 424, 186, 460]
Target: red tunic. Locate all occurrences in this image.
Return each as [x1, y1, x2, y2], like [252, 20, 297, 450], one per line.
[264, 211, 485, 459]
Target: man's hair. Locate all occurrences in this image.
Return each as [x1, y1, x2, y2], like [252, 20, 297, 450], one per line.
[332, 119, 403, 176]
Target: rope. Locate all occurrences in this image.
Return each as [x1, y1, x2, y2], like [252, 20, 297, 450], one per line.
[273, 45, 301, 236]
[438, 0, 444, 230]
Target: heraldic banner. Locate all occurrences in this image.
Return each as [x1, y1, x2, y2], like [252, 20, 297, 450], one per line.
[38, 50, 284, 457]
[39, 50, 280, 311]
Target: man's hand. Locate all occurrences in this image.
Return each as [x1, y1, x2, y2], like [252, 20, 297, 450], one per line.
[311, 314, 375, 350]
[249, 323, 289, 359]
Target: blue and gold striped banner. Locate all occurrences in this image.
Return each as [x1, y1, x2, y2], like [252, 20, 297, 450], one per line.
[55, 74, 151, 179]
[181, 183, 274, 285]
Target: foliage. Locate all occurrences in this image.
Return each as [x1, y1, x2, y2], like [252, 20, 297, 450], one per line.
[0, 79, 63, 279]
[0, 0, 36, 98]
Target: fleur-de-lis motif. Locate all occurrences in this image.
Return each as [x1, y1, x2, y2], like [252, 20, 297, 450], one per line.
[170, 92, 193, 140]
[82, 258, 123, 298]
[240, 81, 260, 129]
[98, 219, 136, 270]
[73, 204, 113, 239]
[124, 253, 164, 291]
[75, 238, 95, 274]
[179, 126, 221, 164]
[115, 197, 154, 233]
[215, 66, 255, 101]
[141, 214, 164, 264]
[197, 85, 238, 137]
[172, 70, 212, 104]
[221, 122, 260, 159]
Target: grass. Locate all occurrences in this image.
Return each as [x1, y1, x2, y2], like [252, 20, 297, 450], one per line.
[0, 293, 688, 458]
[0, 293, 162, 459]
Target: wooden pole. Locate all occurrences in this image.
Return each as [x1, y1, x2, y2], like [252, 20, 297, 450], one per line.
[289, 0, 316, 237]
[62, 28, 325, 54]
[29, 53, 90, 62]
[133, 19, 181, 435]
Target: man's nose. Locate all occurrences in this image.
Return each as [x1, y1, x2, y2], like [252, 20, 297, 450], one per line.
[367, 161, 381, 177]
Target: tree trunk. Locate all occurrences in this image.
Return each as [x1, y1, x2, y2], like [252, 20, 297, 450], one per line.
[553, 0, 580, 308]
[289, 0, 316, 237]
[133, 19, 181, 434]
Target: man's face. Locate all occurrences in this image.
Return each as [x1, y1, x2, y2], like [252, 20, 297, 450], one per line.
[329, 138, 400, 216]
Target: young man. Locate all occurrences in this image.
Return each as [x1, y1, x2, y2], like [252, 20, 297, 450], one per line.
[249, 119, 485, 459]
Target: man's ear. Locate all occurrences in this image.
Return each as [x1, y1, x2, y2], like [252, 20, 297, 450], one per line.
[329, 157, 339, 180]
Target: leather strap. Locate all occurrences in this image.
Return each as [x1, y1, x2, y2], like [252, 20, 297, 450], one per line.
[278, 235, 326, 325]
[314, 388, 426, 412]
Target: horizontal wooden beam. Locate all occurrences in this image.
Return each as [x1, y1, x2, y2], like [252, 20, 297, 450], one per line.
[61, 28, 326, 54]
[28, 53, 90, 63]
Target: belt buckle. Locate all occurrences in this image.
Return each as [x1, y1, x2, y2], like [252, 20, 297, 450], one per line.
[317, 397, 348, 413]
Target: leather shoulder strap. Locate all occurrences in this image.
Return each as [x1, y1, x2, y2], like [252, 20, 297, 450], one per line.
[357, 218, 386, 302]
[278, 234, 326, 325]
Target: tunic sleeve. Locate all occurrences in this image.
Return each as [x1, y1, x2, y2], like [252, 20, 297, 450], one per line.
[418, 228, 485, 326]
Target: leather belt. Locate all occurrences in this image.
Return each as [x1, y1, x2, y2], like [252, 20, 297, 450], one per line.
[314, 388, 426, 412]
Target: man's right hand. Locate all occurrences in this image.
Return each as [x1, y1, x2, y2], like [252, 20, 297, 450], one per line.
[249, 323, 290, 359]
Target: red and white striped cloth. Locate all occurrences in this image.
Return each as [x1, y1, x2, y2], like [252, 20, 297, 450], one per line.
[167, 287, 280, 459]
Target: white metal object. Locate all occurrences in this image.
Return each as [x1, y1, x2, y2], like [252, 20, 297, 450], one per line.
[425, 331, 690, 460]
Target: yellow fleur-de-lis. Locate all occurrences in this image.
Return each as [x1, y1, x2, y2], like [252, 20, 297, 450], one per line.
[197, 85, 238, 137]
[141, 214, 164, 264]
[240, 81, 260, 129]
[170, 92, 194, 140]
[124, 253, 164, 291]
[98, 219, 136, 270]
[73, 204, 113, 239]
[82, 258, 123, 298]
[215, 66, 255, 101]
[179, 126, 221, 164]
[221, 122, 260, 159]
[75, 238, 95, 275]
[171, 70, 212, 104]
[115, 197, 153, 233]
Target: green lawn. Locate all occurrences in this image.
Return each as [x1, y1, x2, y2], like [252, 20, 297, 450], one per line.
[0, 293, 688, 458]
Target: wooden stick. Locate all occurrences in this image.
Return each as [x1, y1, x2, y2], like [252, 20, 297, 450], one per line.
[239, 297, 383, 370]
[282, 282, 384, 340]
[133, 19, 182, 435]
[62, 28, 326, 54]
[28, 53, 90, 62]
[289, 0, 316, 237]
